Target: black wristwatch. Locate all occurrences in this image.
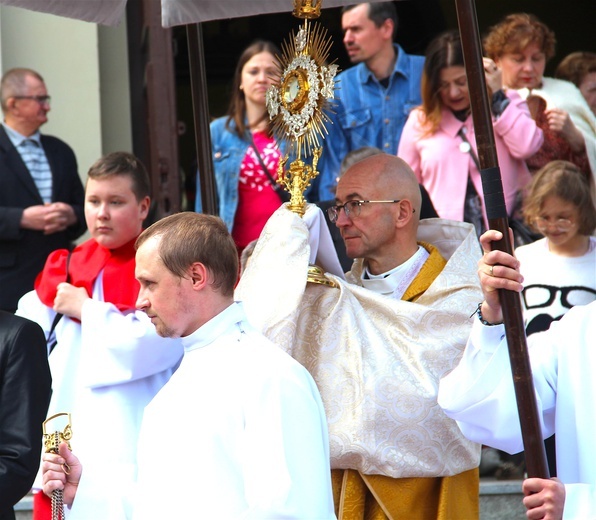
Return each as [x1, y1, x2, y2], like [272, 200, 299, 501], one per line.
[472, 302, 504, 326]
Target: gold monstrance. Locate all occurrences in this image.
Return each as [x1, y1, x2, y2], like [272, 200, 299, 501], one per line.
[265, 0, 338, 217]
[266, 0, 339, 287]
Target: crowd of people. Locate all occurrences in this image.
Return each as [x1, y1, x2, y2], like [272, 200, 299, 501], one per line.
[1, 2, 595, 520]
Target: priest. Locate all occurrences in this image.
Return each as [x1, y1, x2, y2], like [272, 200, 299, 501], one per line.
[236, 154, 483, 518]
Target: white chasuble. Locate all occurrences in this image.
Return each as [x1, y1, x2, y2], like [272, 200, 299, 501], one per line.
[236, 206, 483, 478]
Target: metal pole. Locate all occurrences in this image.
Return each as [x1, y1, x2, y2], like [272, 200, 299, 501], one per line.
[186, 23, 218, 215]
[455, 0, 549, 479]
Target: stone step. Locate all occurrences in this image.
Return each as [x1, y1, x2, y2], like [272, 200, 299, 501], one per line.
[480, 479, 526, 519]
[14, 495, 32, 520]
[16, 480, 526, 519]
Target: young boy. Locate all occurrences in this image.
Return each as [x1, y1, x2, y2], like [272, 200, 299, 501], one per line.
[17, 152, 183, 520]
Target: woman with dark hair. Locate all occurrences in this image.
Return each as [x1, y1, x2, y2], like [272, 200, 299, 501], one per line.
[555, 52, 596, 117]
[195, 40, 285, 253]
[398, 30, 542, 237]
[484, 13, 596, 180]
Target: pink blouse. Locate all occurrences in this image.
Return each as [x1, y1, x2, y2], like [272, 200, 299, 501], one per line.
[398, 90, 543, 225]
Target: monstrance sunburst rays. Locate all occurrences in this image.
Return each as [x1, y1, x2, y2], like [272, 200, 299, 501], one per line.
[267, 20, 338, 160]
[265, 0, 340, 287]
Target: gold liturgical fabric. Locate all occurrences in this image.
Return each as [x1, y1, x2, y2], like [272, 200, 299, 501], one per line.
[236, 206, 482, 480]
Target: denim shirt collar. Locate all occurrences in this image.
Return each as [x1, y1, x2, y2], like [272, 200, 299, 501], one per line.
[357, 44, 409, 85]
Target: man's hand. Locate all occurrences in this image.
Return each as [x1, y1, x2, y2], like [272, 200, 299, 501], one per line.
[53, 283, 90, 320]
[478, 230, 524, 324]
[522, 478, 565, 520]
[21, 205, 51, 231]
[21, 203, 77, 234]
[43, 202, 77, 234]
[42, 442, 82, 507]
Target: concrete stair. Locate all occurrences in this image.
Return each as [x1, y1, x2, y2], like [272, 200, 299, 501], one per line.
[16, 480, 526, 519]
[480, 479, 526, 519]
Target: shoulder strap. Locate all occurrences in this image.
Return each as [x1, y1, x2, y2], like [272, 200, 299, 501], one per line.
[457, 127, 481, 171]
[248, 133, 279, 187]
[47, 250, 72, 354]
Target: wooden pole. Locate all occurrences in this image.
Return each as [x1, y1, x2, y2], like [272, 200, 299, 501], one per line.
[186, 23, 218, 215]
[454, 0, 549, 479]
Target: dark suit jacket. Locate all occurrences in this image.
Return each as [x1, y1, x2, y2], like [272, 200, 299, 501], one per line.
[316, 184, 440, 272]
[0, 312, 51, 519]
[0, 126, 86, 312]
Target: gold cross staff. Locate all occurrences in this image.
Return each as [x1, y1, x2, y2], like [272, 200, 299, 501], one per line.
[43, 413, 73, 520]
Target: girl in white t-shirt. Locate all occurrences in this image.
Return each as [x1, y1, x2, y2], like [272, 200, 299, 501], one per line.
[513, 160, 596, 477]
[516, 160, 596, 336]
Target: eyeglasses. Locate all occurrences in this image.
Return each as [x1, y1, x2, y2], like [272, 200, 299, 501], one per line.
[533, 217, 574, 232]
[12, 95, 51, 106]
[522, 284, 596, 310]
[327, 199, 401, 223]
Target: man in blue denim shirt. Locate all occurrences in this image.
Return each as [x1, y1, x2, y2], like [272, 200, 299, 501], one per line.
[317, 2, 424, 201]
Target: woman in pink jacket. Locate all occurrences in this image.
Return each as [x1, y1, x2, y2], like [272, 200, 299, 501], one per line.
[398, 31, 543, 237]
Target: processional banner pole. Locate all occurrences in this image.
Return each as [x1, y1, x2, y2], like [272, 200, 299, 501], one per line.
[187, 23, 218, 216]
[454, 0, 550, 479]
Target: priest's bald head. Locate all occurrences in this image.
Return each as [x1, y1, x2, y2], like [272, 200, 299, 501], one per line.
[333, 154, 422, 275]
[135, 212, 238, 338]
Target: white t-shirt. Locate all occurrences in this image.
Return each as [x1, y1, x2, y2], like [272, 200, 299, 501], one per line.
[515, 237, 596, 335]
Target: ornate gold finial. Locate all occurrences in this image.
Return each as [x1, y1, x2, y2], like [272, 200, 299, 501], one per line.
[293, 0, 322, 19]
[43, 412, 73, 453]
[275, 148, 321, 217]
[43, 413, 74, 520]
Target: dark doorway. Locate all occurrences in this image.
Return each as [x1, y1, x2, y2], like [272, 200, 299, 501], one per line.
[172, 1, 447, 210]
[130, 0, 595, 212]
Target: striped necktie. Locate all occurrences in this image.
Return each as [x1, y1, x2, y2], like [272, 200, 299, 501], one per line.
[19, 138, 53, 203]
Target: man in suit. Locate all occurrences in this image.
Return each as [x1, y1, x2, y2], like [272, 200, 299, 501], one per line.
[0, 68, 86, 312]
[0, 311, 51, 520]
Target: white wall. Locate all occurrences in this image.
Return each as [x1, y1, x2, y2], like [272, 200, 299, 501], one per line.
[98, 22, 133, 157]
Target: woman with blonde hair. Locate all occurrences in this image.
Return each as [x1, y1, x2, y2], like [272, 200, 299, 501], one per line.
[511, 159, 596, 476]
[518, 160, 596, 336]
